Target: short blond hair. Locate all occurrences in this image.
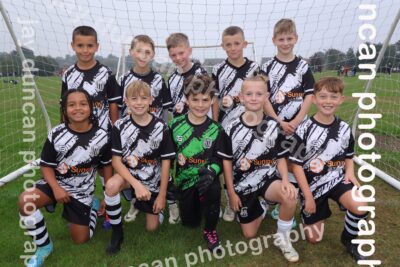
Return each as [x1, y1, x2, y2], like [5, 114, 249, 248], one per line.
[166, 33, 190, 50]
[130, 34, 155, 51]
[274, 19, 297, 37]
[222, 26, 245, 39]
[125, 80, 151, 99]
[242, 74, 268, 91]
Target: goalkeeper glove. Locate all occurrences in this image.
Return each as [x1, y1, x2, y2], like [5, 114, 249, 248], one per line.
[196, 166, 217, 196]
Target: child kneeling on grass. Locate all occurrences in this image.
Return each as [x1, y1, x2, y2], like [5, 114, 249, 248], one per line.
[19, 88, 113, 267]
[223, 75, 299, 263]
[104, 80, 175, 255]
[290, 77, 369, 261]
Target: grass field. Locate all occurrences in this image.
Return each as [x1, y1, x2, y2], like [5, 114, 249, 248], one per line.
[0, 72, 399, 267]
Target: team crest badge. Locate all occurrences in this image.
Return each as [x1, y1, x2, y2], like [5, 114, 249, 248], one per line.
[240, 207, 248, 218]
[203, 138, 212, 149]
[150, 140, 161, 149]
[309, 158, 324, 173]
[178, 153, 186, 166]
[56, 162, 68, 175]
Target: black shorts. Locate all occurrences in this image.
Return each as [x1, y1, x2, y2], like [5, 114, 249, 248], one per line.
[36, 182, 91, 226]
[237, 177, 279, 224]
[300, 180, 354, 225]
[126, 187, 160, 215]
[179, 178, 221, 228]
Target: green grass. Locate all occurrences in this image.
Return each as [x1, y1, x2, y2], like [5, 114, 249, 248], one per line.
[1, 72, 399, 266]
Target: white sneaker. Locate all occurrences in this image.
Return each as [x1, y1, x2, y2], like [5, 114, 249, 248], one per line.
[222, 205, 235, 222]
[274, 236, 299, 262]
[168, 203, 180, 224]
[124, 200, 139, 222]
[259, 198, 268, 219]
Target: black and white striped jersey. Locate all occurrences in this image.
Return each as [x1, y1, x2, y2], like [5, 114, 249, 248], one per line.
[168, 62, 208, 117]
[112, 115, 175, 193]
[212, 58, 259, 129]
[118, 69, 172, 118]
[261, 56, 314, 121]
[289, 116, 355, 199]
[39, 123, 112, 206]
[225, 115, 288, 195]
[61, 61, 121, 130]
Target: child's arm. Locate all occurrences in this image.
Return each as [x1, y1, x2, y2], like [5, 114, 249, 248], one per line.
[41, 166, 70, 203]
[112, 155, 151, 200]
[222, 159, 242, 211]
[344, 158, 361, 188]
[263, 99, 293, 135]
[288, 94, 312, 132]
[109, 103, 119, 125]
[153, 159, 170, 213]
[277, 158, 297, 200]
[292, 163, 316, 215]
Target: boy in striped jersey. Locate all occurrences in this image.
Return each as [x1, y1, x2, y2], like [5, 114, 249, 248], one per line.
[104, 81, 175, 255]
[223, 76, 299, 262]
[212, 26, 260, 222]
[290, 77, 368, 261]
[261, 19, 315, 225]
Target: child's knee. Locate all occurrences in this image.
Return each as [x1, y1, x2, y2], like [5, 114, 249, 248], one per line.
[71, 232, 90, 244]
[146, 222, 159, 232]
[18, 191, 35, 215]
[105, 178, 120, 196]
[242, 229, 257, 239]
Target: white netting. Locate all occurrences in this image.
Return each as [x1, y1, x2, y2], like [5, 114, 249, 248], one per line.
[0, 0, 399, 184]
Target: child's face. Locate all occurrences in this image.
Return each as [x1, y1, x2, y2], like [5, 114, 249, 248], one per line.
[313, 88, 344, 118]
[239, 81, 268, 112]
[272, 32, 298, 57]
[168, 45, 192, 71]
[221, 33, 247, 61]
[66, 92, 91, 124]
[130, 41, 155, 69]
[186, 93, 212, 120]
[125, 92, 153, 117]
[71, 35, 99, 65]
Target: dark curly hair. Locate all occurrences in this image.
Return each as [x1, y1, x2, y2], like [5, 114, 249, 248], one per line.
[60, 88, 96, 125]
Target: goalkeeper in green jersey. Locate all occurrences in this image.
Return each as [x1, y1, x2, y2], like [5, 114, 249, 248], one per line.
[169, 75, 232, 253]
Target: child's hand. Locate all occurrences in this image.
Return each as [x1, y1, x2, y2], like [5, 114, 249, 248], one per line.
[281, 180, 297, 200]
[222, 96, 233, 108]
[153, 195, 166, 214]
[133, 183, 151, 201]
[280, 121, 295, 135]
[344, 174, 361, 188]
[228, 191, 242, 212]
[97, 199, 106, 216]
[53, 186, 70, 203]
[304, 197, 316, 216]
[288, 120, 300, 132]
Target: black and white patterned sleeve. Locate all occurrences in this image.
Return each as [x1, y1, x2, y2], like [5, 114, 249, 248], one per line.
[111, 122, 123, 156]
[40, 133, 58, 168]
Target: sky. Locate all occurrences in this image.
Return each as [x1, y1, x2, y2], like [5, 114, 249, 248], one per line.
[1, 0, 399, 64]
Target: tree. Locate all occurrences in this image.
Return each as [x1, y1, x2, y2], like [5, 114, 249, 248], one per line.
[345, 48, 357, 67]
[309, 51, 325, 71]
[324, 48, 346, 70]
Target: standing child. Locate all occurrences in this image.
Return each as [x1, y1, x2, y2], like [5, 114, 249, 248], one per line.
[61, 26, 120, 130]
[104, 80, 175, 255]
[61, 26, 121, 225]
[19, 89, 112, 267]
[164, 33, 209, 224]
[119, 35, 173, 223]
[223, 75, 299, 263]
[166, 32, 209, 118]
[212, 26, 260, 222]
[290, 77, 368, 261]
[261, 19, 315, 224]
[169, 75, 231, 252]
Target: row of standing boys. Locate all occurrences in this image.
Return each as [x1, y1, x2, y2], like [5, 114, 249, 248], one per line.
[18, 18, 369, 267]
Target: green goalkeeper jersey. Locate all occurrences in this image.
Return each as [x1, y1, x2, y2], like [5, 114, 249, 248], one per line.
[169, 114, 232, 190]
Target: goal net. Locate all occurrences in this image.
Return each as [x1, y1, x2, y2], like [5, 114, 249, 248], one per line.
[0, 0, 399, 188]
